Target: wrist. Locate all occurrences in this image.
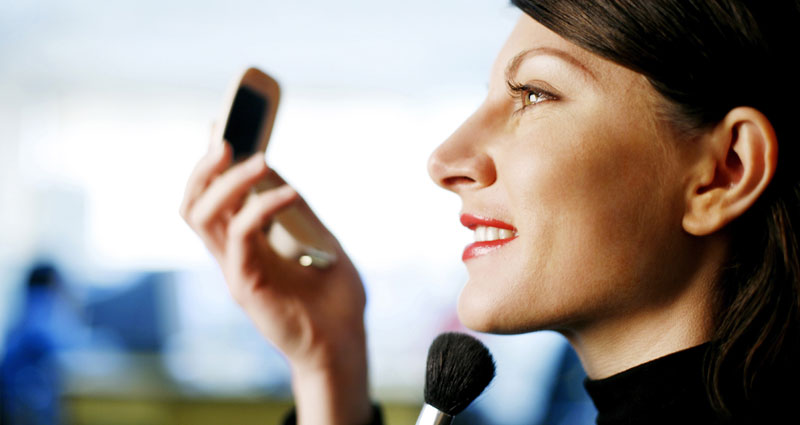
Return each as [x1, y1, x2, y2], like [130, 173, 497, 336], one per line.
[290, 326, 373, 425]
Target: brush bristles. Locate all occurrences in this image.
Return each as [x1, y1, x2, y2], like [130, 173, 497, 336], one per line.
[423, 332, 496, 416]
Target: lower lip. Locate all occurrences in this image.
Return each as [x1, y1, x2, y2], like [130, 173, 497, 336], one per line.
[462, 237, 517, 261]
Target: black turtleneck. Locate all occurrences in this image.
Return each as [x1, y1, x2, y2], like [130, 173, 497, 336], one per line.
[281, 343, 798, 425]
[583, 343, 797, 425]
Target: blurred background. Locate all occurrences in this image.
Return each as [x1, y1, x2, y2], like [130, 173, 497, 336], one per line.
[0, 0, 595, 424]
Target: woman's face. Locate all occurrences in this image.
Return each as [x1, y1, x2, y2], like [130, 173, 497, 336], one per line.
[428, 14, 702, 334]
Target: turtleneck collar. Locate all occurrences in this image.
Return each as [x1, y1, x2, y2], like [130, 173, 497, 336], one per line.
[583, 343, 726, 425]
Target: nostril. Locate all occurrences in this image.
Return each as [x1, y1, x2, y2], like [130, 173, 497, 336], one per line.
[443, 176, 477, 187]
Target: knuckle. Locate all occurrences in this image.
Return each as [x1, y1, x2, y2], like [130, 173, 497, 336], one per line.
[255, 189, 284, 213]
[237, 158, 265, 179]
[251, 194, 272, 217]
[188, 209, 213, 233]
[230, 166, 255, 185]
[227, 217, 250, 242]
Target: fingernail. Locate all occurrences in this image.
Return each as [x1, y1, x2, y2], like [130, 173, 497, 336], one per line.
[273, 185, 298, 203]
[277, 184, 297, 198]
[248, 154, 265, 170]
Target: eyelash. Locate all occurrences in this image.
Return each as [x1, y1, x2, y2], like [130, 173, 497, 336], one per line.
[506, 80, 557, 112]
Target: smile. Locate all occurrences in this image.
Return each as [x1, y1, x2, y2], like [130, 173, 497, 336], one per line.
[473, 225, 515, 242]
[460, 214, 518, 261]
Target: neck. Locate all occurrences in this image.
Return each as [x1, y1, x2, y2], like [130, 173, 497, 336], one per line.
[563, 241, 723, 380]
[565, 300, 713, 380]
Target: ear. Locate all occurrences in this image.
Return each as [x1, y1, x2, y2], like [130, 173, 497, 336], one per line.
[682, 107, 778, 236]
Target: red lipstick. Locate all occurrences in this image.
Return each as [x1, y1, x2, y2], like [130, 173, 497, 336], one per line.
[460, 214, 517, 261]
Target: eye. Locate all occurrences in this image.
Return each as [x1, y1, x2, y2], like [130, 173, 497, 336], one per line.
[506, 79, 557, 112]
[522, 89, 546, 107]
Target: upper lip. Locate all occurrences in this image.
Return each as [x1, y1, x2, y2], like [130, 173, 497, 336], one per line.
[460, 213, 516, 231]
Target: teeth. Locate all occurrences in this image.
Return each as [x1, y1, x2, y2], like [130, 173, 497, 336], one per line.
[474, 226, 515, 242]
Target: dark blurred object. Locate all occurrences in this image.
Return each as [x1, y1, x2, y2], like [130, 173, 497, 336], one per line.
[1, 262, 67, 425]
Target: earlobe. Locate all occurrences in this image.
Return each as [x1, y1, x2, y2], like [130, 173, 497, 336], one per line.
[682, 107, 777, 236]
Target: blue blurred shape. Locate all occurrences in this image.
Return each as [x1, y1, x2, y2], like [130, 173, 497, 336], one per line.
[0, 262, 65, 425]
[85, 272, 171, 353]
[539, 345, 597, 425]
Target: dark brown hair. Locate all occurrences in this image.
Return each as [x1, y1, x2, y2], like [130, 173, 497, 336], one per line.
[511, 0, 800, 415]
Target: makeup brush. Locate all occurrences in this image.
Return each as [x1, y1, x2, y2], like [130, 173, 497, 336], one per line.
[415, 332, 496, 425]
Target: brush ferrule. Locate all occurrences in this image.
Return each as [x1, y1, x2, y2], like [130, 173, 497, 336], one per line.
[415, 404, 453, 425]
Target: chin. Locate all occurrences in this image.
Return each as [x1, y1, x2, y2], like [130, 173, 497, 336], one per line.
[457, 283, 529, 335]
[457, 273, 571, 335]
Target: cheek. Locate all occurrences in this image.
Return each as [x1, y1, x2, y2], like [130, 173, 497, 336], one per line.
[500, 120, 684, 324]
[509, 124, 671, 239]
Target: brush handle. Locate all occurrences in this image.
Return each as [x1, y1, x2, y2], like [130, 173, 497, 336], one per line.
[415, 404, 453, 425]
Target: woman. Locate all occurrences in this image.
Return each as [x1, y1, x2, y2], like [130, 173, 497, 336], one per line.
[180, 1, 800, 424]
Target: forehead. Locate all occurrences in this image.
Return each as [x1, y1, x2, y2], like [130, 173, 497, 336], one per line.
[491, 14, 643, 92]
[490, 13, 671, 141]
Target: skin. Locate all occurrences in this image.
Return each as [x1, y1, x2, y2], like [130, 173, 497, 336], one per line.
[181, 11, 777, 425]
[428, 14, 776, 379]
[180, 139, 373, 425]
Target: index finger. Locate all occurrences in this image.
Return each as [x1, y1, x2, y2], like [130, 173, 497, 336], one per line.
[179, 141, 232, 219]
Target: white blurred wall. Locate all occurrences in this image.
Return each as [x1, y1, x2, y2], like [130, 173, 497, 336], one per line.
[0, 2, 577, 421]
[0, 0, 518, 270]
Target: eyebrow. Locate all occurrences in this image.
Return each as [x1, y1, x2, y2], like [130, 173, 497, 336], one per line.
[504, 47, 597, 82]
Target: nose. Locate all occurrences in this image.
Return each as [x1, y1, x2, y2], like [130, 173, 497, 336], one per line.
[427, 112, 497, 193]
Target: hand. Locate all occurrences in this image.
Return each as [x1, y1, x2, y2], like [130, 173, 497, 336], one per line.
[180, 138, 373, 425]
